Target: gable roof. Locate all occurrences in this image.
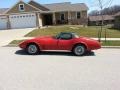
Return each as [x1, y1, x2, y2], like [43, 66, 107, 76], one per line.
[89, 15, 114, 21]
[0, 8, 9, 14]
[43, 2, 88, 12]
[70, 3, 89, 11]
[5, 1, 40, 14]
[0, 1, 88, 15]
[28, 0, 50, 11]
[43, 2, 71, 12]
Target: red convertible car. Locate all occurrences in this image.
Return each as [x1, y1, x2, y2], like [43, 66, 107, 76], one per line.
[19, 32, 101, 56]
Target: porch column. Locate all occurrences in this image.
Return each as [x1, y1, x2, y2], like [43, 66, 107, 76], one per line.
[68, 11, 71, 24]
[7, 15, 11, 29]
[39, 14, 43, 27]
[53, 12, 56, 25]
[36, 13, 43, 28]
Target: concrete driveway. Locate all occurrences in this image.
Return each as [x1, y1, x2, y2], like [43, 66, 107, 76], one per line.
[0, 28, 34, 46]
[0, 47, 120, 90]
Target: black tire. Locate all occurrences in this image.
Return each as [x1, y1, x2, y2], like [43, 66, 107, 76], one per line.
[26, 44, 39, 55]
[73, 45, 86, 56]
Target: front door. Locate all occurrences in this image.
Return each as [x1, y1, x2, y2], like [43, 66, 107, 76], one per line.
[43, 14, 53, 26]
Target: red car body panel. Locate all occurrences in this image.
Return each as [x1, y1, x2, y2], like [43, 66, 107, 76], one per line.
[19, 36, 101, 51]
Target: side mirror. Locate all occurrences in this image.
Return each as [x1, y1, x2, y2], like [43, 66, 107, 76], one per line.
[52, 36, 59, 39]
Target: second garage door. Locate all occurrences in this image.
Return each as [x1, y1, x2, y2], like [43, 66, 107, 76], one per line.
[10, 13, 37, 29]
[0, 16, 7, 30]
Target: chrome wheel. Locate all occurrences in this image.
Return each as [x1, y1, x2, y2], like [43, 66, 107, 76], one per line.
[27, 44, 38, 55]
[73, 45, 86, 56]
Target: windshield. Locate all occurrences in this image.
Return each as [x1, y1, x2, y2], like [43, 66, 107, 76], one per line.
[73, 33, 79, 38]
[53, 33, 79, 39]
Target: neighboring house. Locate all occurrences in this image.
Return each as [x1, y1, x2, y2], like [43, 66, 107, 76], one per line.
[0, 0, 88, 30]
[88, 15, 114, 26]
[114, 12, 120, 30]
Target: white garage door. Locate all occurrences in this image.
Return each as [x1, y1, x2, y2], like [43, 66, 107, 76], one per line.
[0, 16, 7, 30]
[10, 13, 37, 29]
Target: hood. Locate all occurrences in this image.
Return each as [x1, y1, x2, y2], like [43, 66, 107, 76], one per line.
[35, 36, 53, 39]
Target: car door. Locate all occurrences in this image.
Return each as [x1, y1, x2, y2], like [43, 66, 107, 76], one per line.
[58, 33, 73, 50]
[43, 37, 58, 50]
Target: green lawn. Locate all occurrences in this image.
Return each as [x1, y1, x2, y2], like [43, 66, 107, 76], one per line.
[25, 25, 120, 38]
[9, 40, 120, 46]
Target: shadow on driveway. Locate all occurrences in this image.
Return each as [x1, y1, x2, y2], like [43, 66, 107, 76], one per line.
[15, 50, 95, 57]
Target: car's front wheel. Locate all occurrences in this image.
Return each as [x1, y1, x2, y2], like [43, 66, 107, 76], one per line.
[26, 44, 39, 55]
[73, 45, 86, 56]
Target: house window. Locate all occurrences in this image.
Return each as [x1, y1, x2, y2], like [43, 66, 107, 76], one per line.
[60, 13, 65, 20]
[19, 4, 25, 11]
[77, 12, 81, 19]
[14, 16, 16, 18]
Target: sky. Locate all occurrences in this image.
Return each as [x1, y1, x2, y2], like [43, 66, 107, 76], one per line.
[0, 0, 120, 12]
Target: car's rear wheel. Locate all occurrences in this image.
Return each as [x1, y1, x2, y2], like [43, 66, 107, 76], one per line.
[73, 45, 86, 56]
[26, 44, 39, 55]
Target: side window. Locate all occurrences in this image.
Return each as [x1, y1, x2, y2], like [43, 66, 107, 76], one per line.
[77, 12, 81, 19]
[60, 33, 72, 40]
[60, 13, 65, 20]
[19, 4, 25, 11]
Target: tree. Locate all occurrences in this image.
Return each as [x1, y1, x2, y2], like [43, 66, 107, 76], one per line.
[97, 0, 104, 42]
[89, 5, 120, 16]
[89, 10, 100, 16]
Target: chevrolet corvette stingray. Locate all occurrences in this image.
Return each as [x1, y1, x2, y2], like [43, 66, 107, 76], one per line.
[19, 32, 101, 56]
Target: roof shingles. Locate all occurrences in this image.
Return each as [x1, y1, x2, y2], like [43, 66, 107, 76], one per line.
[43, 2, 88, 12]
[28, 1, 50, 11]
[114, 12, 120, 17]
[89, 15, 114, 21]
[0, 8, 9, 14]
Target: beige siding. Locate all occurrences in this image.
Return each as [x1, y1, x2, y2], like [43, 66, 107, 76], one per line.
[6, 1, 39, 14]
[81, 11, 87, 18]
[55, 12, 68, 21]
[70, 11, 88, 25]
[52, 11, 88, 25]
[71, 12, 76, 19]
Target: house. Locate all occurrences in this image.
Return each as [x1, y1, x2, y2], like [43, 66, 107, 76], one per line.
[114, 12, 120, 30]
[88, 15, 114, 26]
[0, 0, 88, 30]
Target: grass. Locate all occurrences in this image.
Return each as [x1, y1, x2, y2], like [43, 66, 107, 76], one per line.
[25, 25, 120, 38]
[9, 40, 120, 46]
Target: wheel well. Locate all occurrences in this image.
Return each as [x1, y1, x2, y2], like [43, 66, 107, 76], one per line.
[72, 43, 87, 51]
[26, 42, 40, 50]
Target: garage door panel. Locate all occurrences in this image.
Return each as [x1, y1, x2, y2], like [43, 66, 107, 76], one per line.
[10, 13, 37, 29]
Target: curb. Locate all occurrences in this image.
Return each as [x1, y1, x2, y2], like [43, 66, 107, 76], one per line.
[102, 46, 120, 49]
